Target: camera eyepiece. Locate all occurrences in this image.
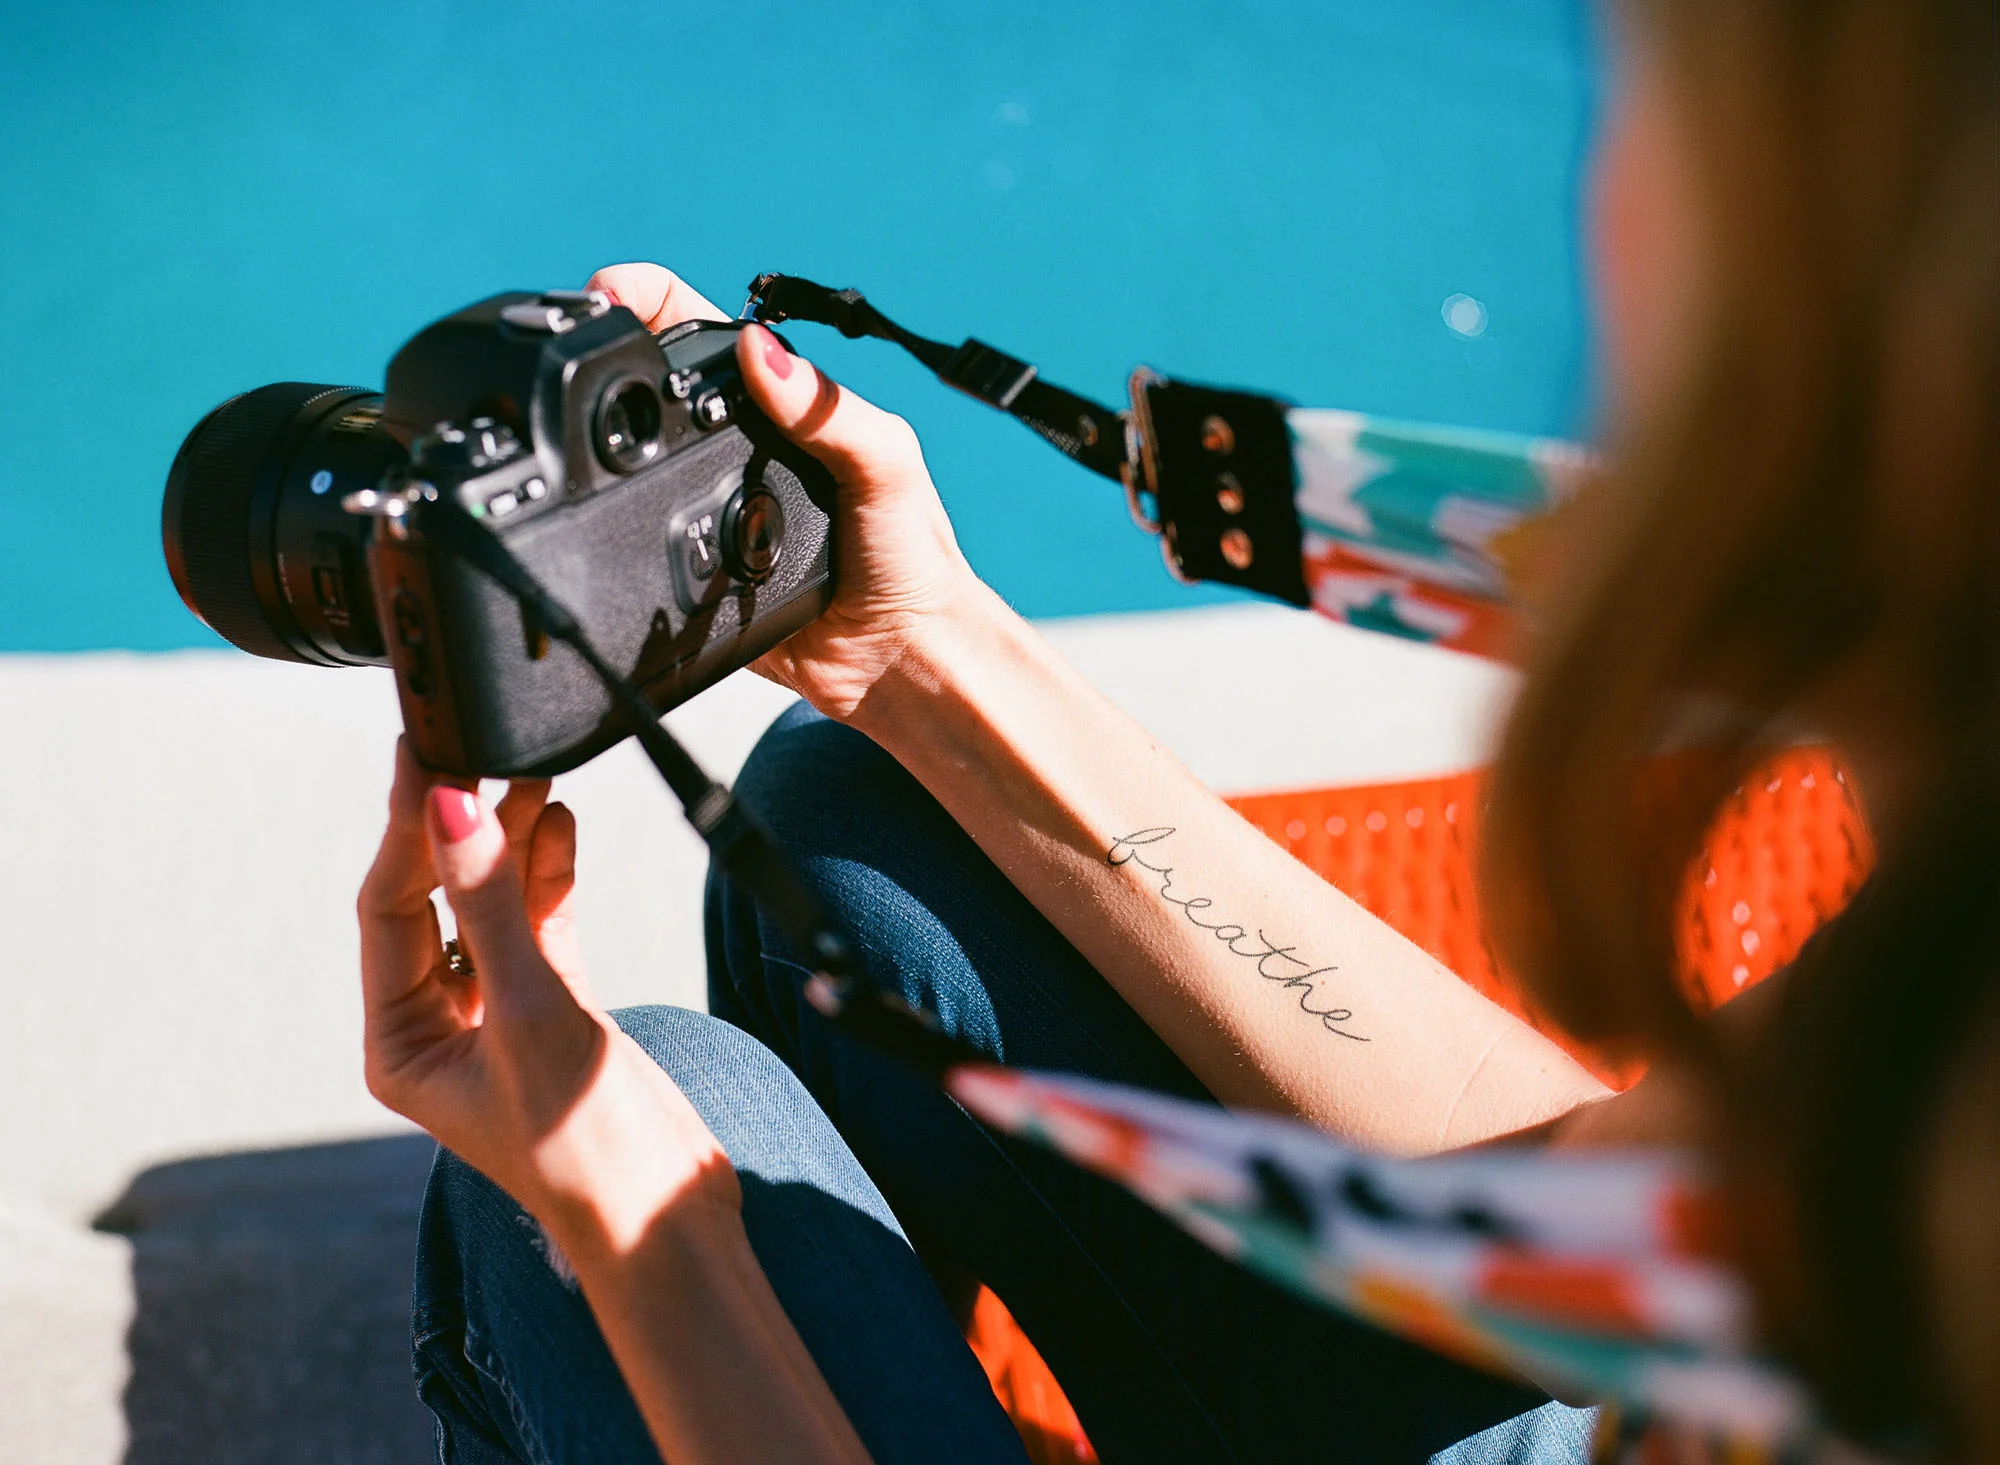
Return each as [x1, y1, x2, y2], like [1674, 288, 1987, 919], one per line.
[594, 376, 664, 473]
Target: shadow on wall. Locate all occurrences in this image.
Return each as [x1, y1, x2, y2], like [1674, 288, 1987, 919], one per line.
[93, 1135, 438, 1465]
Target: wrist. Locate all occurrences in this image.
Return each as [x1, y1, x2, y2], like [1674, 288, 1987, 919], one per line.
[547, 1181, 750, 1287]
[522, 1027, 744, 1266]
[844, 576, 1026, 748]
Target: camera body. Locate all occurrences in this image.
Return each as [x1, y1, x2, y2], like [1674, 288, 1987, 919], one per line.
[164, 289, 836, 777]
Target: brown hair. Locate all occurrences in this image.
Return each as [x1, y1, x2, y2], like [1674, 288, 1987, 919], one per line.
[1479, 0, 1999, 1453]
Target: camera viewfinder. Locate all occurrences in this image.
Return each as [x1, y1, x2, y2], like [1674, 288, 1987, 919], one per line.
[595, 377, 664, 473]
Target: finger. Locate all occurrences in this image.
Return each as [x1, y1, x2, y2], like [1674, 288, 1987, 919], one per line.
[358, 739, 446, 1012]
[426, 784, 580, 1022]
[525, 801, 592, 997]
[523, 800, 577, 930]
[736, 323, 928, 487]
[587, 263, 728, 332]
[494, 779, 552, 880]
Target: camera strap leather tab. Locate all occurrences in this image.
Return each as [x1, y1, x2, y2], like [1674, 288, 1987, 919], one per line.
[1132, 377, 1310, 607]
[744, 274, 1132, 483]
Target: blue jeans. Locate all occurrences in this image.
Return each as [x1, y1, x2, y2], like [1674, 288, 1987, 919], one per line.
[413, 702, 1594, 1464]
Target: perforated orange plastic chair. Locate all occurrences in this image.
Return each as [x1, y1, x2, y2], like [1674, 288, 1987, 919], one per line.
[963, 745, 1877, 1465]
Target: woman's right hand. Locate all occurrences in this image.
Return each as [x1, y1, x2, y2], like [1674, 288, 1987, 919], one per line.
[586, 262, 995, 722]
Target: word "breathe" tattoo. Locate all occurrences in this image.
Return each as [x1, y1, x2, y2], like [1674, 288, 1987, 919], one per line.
[1108, 827, 1367, 1042]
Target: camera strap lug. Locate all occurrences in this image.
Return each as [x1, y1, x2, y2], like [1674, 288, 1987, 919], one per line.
[341, 479, 437, 541]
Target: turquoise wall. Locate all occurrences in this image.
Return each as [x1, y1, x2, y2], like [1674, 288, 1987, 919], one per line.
[0, 1, 1598, 650]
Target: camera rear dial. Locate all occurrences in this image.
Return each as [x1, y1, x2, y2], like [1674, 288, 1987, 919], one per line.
[722, 483, 785, 583]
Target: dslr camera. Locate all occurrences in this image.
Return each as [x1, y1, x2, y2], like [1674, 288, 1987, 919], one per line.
[163, 289, 835, 776]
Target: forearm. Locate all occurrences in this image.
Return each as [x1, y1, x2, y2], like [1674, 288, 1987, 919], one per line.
[556, 1199, 873, 1465]
[851, 584, 1609, 1152]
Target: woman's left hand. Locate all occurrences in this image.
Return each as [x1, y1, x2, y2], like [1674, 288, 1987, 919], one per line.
[356, 739, 736, 1256]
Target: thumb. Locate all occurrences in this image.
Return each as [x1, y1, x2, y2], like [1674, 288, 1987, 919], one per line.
[585, 263, 727, 332]
[426, 785, 578, 1021]
[736, 323, 927, 489]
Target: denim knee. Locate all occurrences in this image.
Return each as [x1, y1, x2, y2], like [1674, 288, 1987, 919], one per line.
[707, 701, 1012, 1049]
[607, 1004, 909, 1240]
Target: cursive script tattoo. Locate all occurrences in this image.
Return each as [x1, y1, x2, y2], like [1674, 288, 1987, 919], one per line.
[1108, 827, 1367, 1041]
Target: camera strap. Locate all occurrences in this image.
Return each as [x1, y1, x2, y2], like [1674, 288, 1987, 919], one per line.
[747, 274, 1603, 657]
[744, 274, 1312, 609]
[744, 273, 1133, 485]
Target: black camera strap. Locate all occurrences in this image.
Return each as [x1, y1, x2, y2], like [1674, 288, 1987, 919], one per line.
[744, 274, 1132, 485]
[413, 491, 988, 1083]
[745, 274, 1311, 608]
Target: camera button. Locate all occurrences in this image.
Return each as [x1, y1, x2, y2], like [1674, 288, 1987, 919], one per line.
[390, 590, 436, 700]
[311, 566, 345, 614]
[692, 390, 731, 429]
[682, 513, 720, 582]
[392, 590, 426, 647]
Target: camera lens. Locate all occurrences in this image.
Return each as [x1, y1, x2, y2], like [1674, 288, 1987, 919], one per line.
[722, 484, 785, 582]
[594, 377, 663, 473]
[163, 382, 397, 666]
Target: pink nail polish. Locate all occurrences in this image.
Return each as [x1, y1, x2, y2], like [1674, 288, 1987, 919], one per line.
[759, 327, 795, 381]
[429, 786, 482, 844]
[596, 282, 622, 307]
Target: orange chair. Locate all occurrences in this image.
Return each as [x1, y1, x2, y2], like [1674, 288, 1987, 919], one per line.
[964, 746, 1876, 1465]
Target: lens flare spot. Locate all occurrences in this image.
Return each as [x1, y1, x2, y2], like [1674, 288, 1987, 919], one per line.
[1441, 293, 1488, 338]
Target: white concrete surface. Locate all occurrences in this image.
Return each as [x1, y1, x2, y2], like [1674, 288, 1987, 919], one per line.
[0, 603, 1511, 1463]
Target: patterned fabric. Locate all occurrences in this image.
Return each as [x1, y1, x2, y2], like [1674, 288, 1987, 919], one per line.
[946, 1065, 1824, 1462]
[1290, 409, 1590, 656]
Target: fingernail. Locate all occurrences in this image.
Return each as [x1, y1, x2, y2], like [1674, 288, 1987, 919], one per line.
[428, 786, 483, 844]
[758, 325, 795, 381]
[596, 282, 622, 306]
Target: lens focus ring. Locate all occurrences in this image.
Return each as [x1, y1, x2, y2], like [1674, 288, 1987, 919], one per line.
[162, 382, 357, 662]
